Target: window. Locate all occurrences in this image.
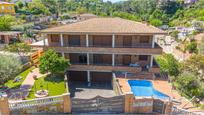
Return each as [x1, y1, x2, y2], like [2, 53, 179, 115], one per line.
[50, 35, 60, 42]
[139, 55, 148, 61]
[8, 6, 12, 10]
[1, 6, 4, 10]
[69, 35, 80, 46]
[140, 36, 149, 43]
[79, 54, 87, 64]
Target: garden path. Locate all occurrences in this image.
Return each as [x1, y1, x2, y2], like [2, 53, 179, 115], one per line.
[20, 68, 45, 90]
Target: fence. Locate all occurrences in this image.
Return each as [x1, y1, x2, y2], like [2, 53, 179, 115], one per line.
[124, 93, 173, 114]
[9, 95, 63, 110]
[0, 93, 71, 114]
[30, 50, 43, 66]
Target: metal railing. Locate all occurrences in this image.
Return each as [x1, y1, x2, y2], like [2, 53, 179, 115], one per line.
[50, 43, 160, 48]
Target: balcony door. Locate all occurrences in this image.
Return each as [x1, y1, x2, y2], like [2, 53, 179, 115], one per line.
[123, 36, 132, 47]
[69, 35, 80, 46]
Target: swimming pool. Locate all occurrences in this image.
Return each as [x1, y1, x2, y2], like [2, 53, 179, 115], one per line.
[128, 80, 169, 99]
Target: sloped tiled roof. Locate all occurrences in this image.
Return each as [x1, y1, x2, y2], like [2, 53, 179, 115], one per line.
[41, 17, 166, 34]
[0, 1, 14, 4]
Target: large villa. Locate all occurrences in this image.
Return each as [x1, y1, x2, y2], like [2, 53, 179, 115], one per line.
[41, 17, 165, 84]
[1, 17, 201, 114]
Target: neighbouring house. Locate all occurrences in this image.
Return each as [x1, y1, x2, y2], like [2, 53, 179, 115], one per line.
[0, 31, 22, 48]
[40, 17, 166, 84]
[169, 26, 196, 40]
[184, 0, 197, 5]
[0, 1, 15, 15]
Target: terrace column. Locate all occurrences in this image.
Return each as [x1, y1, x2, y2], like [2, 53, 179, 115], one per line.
[43, 34, 46, 46]
[150, 55, 153, 67]
[112, 54, 115, 66]
[60, 34, 64, 47]
[152, 35, 155, 48]
[5, 35, 9, 44]
[87, 53, 90, 65]
[0, 94, 10, 115]
[61, 52, 65, 57]
[86, 34, 89, 47]
[87, 71, 91, 86]
[112, 34, 115, 48]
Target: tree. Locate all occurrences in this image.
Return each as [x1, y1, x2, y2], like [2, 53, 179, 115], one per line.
[39, 49, 70, 76]
[5, 43, 31, 58]
[175, 72, 204, 99]
[166, 54, 180, 77]
[112, 12, 141, 21]
[149, 18, 163, 27]
[27, 0, 50, 15]
[0, 55, 22, 84]
[156, 54, 180, 79]
[0, 15, 16, 31]
[41, 0, 57, 14]
[182, 54, 204, 79]
[186, 40, 198, 54]
[155, 56, 168, 74]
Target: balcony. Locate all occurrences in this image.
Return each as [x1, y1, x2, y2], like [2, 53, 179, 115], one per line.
[46, 34, 162, 55]
[49, 46, 162, 55]
[69, 64, 142, 73]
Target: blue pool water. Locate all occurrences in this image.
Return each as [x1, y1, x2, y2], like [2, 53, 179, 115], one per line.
[128, 80, 169, 99]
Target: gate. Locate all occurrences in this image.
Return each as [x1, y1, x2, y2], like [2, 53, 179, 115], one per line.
[153, 99, 165, 114]
[71, 95, 125, 113]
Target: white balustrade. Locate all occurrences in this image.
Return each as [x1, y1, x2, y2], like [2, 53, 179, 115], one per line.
[8, 94, 68, 110]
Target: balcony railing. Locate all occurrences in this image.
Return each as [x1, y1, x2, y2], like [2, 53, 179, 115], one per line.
[67, 44, 86, 47]
[49, 41, 161, 49]
[69, 64, 142, 73]
[70, 62, 87, 65]
[90, 63, 112, 66]
[115, 43, 152, 48]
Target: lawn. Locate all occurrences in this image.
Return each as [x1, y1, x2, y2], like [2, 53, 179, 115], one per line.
[4, 67, 35, 89]
[27, 74, 66, 99]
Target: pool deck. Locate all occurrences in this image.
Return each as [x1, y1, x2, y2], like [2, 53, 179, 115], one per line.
[117, 77, 202, 112]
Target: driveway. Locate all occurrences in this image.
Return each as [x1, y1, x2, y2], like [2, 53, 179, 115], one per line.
[68, 81, 115, 99]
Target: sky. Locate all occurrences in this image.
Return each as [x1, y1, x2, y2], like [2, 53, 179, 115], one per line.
[103, 0, 127, 3]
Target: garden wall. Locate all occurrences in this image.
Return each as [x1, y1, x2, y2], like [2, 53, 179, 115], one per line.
[124, 93, 173, 114]
[112, 74, 123, 96]
[0, 93, 71, 115]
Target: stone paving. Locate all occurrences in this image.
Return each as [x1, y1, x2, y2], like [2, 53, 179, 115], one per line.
[20, 68, 44, 90]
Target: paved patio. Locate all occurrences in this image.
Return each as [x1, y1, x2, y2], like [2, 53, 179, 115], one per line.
[69, 82, 115, 99]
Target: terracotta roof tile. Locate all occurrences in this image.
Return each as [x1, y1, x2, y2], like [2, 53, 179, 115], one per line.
[41, 17, 166, 34]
